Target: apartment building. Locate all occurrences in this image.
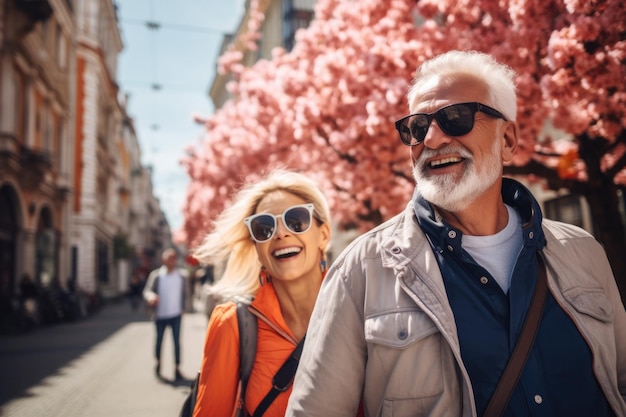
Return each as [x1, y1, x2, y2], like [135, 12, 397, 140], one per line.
[0, 0, 74, 298]
[70, 0, 172, 297]
[0, 0, 172, 320]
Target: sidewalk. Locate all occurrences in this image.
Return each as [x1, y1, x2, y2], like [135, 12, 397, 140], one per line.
[0, 298, 208, 417]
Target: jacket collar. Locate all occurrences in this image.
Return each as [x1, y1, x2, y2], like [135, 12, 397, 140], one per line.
[249, 282, 297, 340]
[158, 265, 178, 277]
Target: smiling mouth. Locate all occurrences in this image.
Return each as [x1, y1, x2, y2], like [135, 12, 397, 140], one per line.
[272, 247, 302, 259]
[430, 156, 464, 169]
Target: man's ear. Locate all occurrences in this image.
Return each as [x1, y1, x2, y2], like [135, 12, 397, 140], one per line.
[501, 121, 518, 163]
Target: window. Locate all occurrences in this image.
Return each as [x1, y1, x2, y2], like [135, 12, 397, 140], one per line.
[14, 68, 26, 143]
[97, 239, 109, 284]
[56, 118, 64, 172]
[282, 0, 314, 51]
[56, 24, 67, 69]
[43, 106, 52, 152]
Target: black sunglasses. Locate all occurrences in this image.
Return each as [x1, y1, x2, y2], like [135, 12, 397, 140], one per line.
[395, 102, 508, 146]
[244, 204, 315, 243]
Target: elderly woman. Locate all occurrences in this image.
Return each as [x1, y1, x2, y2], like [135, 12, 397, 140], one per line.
[192, 169, 332, 417]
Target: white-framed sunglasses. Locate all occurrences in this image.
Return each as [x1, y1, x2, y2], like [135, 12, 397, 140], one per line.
[244, 204, 315, 243]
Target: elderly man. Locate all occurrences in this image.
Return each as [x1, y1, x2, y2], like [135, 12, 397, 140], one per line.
[286, 50, 626, 417]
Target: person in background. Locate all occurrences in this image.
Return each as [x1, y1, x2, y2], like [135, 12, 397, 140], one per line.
[197, 265, 218, 321]
[19, 273, 39, 306]
[128, 270, 144, 311]
[201, 278, 222, 322]
[192, 169, 332, 417]
[143, 248, 190, 381]
[19, 273, 40, 328]
[286, 50, 626, 417]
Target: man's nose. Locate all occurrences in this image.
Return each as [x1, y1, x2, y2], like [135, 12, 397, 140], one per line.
[422, 120, 452, 149]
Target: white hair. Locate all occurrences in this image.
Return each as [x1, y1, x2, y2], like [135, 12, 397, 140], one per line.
[407, 50, 517, 121]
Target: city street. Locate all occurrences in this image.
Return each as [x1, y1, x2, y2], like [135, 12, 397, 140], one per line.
[0, 299, 208, 417]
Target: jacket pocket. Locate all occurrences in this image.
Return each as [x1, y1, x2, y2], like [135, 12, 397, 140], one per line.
[364, 310, 445, 402]
[562, 287, 614, 323]
[365, 309, 439, 348]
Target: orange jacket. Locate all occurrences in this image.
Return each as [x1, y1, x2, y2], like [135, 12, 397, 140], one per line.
[193, 282, 298, 417]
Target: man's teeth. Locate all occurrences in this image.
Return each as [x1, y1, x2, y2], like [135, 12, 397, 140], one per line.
[430, 157, 462, 167]
[273, 247, 302, 257]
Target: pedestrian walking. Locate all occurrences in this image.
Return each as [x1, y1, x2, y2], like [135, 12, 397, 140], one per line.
[143, 248, 191, 381]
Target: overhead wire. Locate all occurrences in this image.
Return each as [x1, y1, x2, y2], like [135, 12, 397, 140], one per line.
[116, 1, 231, 138]
[120, 18, 228, 35]
[148, 0, 159, 132]
[114, 2, 231, 92]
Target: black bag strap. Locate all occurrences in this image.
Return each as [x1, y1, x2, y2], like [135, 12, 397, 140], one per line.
[236, 299, 258, 415]
[251, 336, 306, 417]
[178, 371, 200, 417]
[482, 254, 548, 417]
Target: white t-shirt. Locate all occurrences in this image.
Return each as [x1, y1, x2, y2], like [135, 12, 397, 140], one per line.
[462, 205, 523, 293]
[155, 268, 184, 319]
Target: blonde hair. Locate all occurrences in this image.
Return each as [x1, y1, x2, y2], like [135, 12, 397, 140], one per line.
[193, 169, 332, 301]
[408, 50, 518, 122]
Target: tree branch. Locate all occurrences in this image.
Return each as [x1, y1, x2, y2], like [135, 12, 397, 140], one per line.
[605, 130, 626, 180]
[315, 126, 358, 164]
[606, 151, 626, 181]
[504, 160, 589, 194]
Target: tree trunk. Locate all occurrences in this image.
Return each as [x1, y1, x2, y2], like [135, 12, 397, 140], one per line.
[578, 133, 626, 306]
[583, 182, 626, 306]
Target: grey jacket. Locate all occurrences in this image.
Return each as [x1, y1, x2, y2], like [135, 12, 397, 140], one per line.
[286, 202, 626, 417]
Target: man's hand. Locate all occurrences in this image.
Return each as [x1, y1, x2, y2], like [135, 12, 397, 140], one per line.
[146, 295, 159, 307]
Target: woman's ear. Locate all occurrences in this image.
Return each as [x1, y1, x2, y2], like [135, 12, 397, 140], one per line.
[501, 121, 518, 163]
[318, 222, 331, 252]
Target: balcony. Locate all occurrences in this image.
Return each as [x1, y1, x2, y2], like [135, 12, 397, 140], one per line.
[20, 145, 52, 189]
[15, 0, 53, 22]
[118, 185, 131, 199]
[56, 172, 71, 201]
[0, 133, 20, 171]
[21, 145, 52, 170]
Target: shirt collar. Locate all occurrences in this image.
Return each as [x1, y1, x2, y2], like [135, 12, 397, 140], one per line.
[412, 178, 546, 254]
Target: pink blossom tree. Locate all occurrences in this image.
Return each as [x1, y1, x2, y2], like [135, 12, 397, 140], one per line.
[181, 0, 626, 299]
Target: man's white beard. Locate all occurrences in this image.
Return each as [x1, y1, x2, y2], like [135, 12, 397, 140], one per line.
[412, 138, 502, 212]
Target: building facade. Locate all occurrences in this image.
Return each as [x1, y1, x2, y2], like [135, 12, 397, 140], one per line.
[0, 0, 74, 301]
[70, 0, 172, 298]
[0, 0, 172, 327]
[70, 0, 123, 297]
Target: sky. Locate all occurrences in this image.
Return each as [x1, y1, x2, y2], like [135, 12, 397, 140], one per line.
[115, 0, 244, 232]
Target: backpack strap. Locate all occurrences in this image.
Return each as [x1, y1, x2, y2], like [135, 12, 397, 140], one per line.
[236, 299, 258, 415]
[179, 298, 258, 417]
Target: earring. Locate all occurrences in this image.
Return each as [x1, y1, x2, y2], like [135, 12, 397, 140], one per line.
[259, 267, 267, 286]
[320, 259, 327, 273]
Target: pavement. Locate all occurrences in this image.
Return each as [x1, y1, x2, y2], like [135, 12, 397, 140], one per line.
[0, 297, 209, 417]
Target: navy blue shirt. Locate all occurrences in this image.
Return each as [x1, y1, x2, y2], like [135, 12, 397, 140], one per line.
[413, 178, 614, 417]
